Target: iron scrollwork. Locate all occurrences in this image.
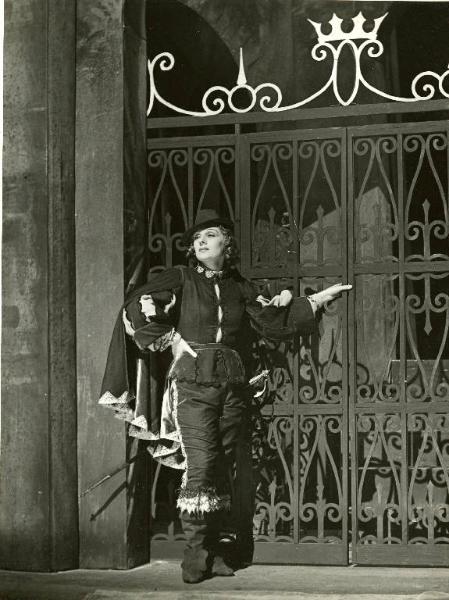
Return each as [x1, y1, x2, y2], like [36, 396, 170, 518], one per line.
[408, 414, 449, 544]
[148, 13, 449, 117]
[356, 414, 402, 545]
[147, 144, 236, 272]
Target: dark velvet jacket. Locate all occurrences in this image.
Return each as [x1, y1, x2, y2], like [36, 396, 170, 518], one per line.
[99, 265, 317, 464]
[129, 266, 314, 342]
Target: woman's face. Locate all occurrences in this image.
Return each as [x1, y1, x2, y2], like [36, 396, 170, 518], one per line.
[192, 227, 226, 267]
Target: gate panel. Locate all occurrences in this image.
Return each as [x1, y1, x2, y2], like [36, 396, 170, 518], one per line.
[146, 135, 239, 556]
[241, 129, 349, 564]
[146, 118, 448, 566]
[349, 121, 449, 565]
[146, 135, 238, 274]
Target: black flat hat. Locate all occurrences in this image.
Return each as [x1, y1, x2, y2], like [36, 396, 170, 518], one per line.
[182, 209, 233, 245]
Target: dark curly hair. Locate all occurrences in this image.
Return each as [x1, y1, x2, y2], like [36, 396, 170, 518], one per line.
[186, 226, 240, 267]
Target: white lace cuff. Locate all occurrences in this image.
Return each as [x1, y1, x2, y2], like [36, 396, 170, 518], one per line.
[148, 328, 181, 352]
[307, 295, 320, 315]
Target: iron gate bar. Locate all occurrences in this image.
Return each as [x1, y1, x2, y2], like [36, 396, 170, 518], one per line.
[241, 128, 361, 143]
[354, 403, 449, 414]
[239, 134, 250, 279]
[260, 405, 345, 417]
[244, 268, 347, 278]
[356, 545, 449, 567]
[234, 124, 241, 250]
[347, 123, 357, 569]
[252, 541, 347, 565]
[346, 119, 449, 137]
[146, 134, 237, 148]
[292, 137, 300, 546]
[399, 128, 408, 552]
[353, 262, 449, 274]
[341, 129, 350, 563]
[239, 126, 349, 564]
[347, 120, 449, 565]
[147, 99, 449, 130]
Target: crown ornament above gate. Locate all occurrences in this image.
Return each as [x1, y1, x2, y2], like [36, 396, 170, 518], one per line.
[147, 11, 449, 117]
[307, 11, 386, 43]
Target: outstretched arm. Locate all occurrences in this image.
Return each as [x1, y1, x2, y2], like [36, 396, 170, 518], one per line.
[244, 284, 315, 340]
[306, 283, 353, 314]
[244, 281, 352, 341]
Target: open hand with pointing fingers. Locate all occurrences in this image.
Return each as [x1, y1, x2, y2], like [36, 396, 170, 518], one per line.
[265, 289, 294, 307]
[310, 283, 352, 309]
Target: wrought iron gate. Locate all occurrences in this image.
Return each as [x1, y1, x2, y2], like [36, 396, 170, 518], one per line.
[146, 110, 449, 566]
[348, 120, 449, 565]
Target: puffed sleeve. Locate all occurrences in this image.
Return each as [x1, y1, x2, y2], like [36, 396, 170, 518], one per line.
[122, 267, 183, 351]
[242, 279, 317, 340]
[99, 267, 184, 441]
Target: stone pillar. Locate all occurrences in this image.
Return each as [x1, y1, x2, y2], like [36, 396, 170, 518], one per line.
[76, 0, 149, 568]
[1, 0, 78, 571]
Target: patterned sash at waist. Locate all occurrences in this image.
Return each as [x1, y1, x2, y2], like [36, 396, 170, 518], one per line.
[169, 344, 246, 386]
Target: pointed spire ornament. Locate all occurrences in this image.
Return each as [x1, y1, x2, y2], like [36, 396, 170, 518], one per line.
[237, 47, 247, 86]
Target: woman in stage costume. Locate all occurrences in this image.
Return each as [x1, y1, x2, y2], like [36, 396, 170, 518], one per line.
[99, 209, 351, 583]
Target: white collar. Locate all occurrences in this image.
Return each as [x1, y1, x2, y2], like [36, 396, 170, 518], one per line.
[196, 264, 224, 279]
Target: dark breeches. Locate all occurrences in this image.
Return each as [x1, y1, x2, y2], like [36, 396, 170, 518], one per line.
[174, 380, 247, 513]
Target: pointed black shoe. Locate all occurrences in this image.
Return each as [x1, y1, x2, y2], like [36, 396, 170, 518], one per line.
[211, 554, 234, 577]
[181, 547, 210, 583]
[180, 511, 211, 584]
